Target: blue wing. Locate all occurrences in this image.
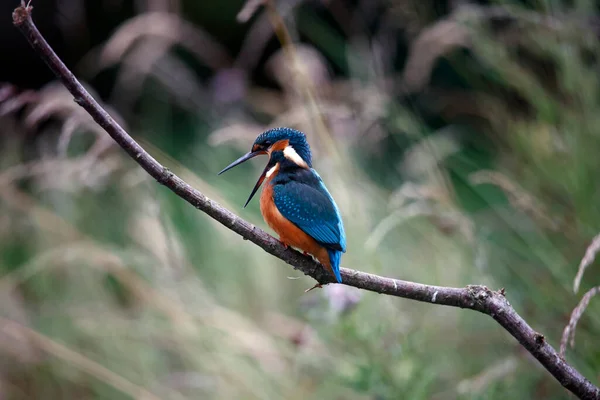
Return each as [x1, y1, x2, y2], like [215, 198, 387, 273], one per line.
[272, 170, 346, 252]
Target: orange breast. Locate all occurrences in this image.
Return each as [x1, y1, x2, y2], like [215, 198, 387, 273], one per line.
[260, 173, 332, 272]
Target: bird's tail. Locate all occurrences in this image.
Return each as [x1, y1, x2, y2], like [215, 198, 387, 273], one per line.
[327, 249, 343, 283]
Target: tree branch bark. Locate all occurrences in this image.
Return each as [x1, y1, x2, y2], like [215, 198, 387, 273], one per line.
[12, 3, 600, 399]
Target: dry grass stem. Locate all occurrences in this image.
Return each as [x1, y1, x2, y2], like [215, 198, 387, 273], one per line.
[573, 233, 600, 293]
[560, 286, 600, 358]
[0, 317, 163, 400]
[470, 170, 558, 230]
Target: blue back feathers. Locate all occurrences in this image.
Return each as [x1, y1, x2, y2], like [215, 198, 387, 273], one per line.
[271, 164, 346, 282]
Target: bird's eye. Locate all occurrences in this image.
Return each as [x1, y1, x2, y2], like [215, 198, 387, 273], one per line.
[263, 141, 272, 146]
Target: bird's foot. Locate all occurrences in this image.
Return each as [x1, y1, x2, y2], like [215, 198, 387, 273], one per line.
[304, 282, 323, 293]
[278, 239, 289, 249]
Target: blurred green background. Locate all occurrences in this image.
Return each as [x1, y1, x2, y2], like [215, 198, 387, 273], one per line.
[1, 0, 600, 398]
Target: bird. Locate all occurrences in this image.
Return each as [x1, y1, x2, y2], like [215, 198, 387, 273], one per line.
[218, 127, 346, 284]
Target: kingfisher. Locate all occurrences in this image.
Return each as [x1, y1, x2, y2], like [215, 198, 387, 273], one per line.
[219, 127, 346, 284]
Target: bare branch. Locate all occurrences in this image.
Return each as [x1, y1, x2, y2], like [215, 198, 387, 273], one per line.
[12, 4, 600, 400]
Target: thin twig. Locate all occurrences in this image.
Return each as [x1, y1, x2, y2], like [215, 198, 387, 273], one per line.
[12, 4, 600, 400]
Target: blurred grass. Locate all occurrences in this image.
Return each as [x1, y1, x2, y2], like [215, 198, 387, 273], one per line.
[1, 0, 599, 398]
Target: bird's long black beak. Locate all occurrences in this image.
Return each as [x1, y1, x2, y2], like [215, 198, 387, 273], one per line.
[219, 150, 270, 207]
[218, 151, 263, 175]
[243, 162, 272, 208]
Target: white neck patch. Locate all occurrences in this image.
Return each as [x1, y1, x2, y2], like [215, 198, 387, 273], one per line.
[283, 145, 309, 168]
[266, 164, 279, 178]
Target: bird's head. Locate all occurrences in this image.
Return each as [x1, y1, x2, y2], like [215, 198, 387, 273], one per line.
[218, 127, 312, 207]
